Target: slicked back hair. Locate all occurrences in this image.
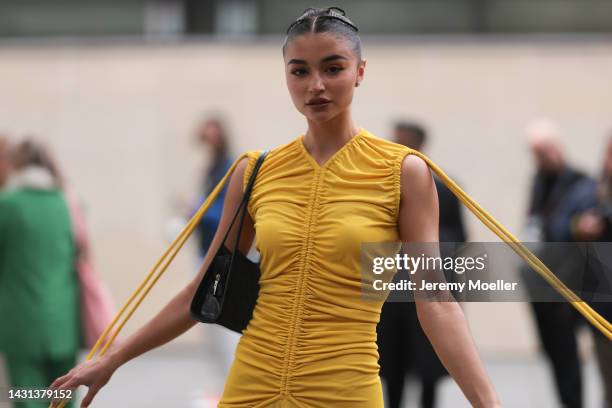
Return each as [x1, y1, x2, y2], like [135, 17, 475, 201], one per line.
[282, 7, 362, 61]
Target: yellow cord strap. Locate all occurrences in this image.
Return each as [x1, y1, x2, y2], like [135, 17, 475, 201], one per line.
[52, 150, 610, 408]
[408, 150, 612, 339]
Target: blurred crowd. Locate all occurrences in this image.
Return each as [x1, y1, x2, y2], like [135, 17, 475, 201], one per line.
[0, 117, 610, 408]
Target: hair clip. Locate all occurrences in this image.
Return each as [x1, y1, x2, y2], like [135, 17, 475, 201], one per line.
[320, 14, 359, 32]
[326, 6, 346, 16]
[286, 7, 359, 34]
[322, 7, 358, 31]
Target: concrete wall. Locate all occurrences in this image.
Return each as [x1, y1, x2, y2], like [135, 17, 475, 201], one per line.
[1, 38, 610, 355]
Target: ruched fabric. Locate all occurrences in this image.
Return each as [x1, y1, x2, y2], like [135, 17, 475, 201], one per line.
[219, 129, 412, 407]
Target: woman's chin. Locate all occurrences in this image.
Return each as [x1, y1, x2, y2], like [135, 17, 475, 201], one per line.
[304, 110, 339, 124]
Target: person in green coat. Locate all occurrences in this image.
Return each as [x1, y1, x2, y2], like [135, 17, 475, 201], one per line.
[0, 140, 80, 408]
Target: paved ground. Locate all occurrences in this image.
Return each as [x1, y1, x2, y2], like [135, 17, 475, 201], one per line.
[79, 348, 603, 408]
[0, 345, 605, 407]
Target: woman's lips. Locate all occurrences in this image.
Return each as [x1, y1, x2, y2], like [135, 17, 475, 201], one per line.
[307, 99, 331, 108]
[307, 98, 331, 106]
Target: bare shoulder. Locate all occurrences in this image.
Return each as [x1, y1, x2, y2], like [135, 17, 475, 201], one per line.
[229, 155, 250, 194]
[398, 153, 439, 242]
[234, 155, 249, 175]
[400, 154, 435, 197]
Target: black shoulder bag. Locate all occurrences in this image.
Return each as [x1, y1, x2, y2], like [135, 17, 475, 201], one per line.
[190, 151, 268, 333]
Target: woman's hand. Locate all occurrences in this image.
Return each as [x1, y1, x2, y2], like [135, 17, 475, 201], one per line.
[49, 355, 118, 408]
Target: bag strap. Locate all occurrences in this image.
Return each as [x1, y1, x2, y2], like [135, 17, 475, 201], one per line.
[221, 150, 269, 253]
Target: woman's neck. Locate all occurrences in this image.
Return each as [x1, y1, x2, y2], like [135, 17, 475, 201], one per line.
[303, 112, 360, 166]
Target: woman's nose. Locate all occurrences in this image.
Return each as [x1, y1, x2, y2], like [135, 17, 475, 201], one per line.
[308, 73, 325, 93]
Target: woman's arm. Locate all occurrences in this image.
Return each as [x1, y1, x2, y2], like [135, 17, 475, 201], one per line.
[398, 155, 501, 408]
[106, 156, 255, 367]
[50, 156, 254, 407]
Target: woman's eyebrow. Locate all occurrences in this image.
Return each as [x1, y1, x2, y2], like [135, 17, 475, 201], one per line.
[288, 59, 307, 65]
[287, 55, 348, 65]
[320, 54, 348, 63]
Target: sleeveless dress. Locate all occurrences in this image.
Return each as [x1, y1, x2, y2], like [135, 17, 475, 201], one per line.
[219, 128, 412, 407]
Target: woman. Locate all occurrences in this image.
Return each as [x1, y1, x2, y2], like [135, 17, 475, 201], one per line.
[193, 116, 234, 258]
[50, 7, 502, 408]
[0, 140, 79, 408]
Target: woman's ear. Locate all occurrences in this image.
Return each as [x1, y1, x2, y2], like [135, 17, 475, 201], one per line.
[356, 58, 367, 87]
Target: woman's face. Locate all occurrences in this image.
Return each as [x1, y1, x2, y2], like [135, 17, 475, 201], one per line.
[284, 32, 365, 124]
[198, 121, 223, 149]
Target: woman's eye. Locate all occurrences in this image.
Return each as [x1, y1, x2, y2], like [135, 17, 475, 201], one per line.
[327, 66, 344, 74]
[291, 69, 308, 77]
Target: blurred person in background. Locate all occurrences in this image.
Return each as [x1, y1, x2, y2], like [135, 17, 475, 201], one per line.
[0, 139, 79, 408]
[194, 116, 234, 258]
[377, 121, 466, 408]
[0, 136, 10, 189]
[49, 8, 502, 408]
[572, 133, 612, 408]
[522, 119, 598, 408]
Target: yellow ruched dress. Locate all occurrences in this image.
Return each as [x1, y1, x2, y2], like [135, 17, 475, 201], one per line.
[219, 128, 412, 408]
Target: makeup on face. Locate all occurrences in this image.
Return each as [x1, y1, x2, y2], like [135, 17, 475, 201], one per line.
[284, 34, 361, 122]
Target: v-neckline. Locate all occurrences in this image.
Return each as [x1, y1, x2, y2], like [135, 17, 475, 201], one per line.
[298, 128, 364, 170]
